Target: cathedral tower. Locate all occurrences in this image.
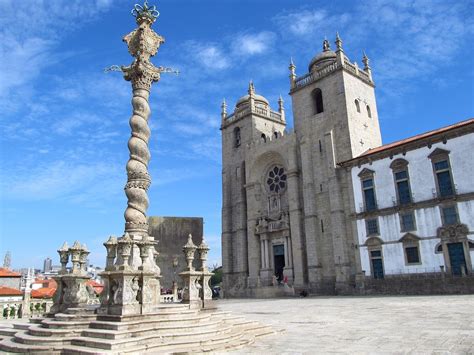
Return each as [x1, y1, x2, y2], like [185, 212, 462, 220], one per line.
[289, 35, 382, 291]
[221, 82, 287, 294]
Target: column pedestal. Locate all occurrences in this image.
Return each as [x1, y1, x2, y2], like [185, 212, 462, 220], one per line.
[179, 270, 202, 309]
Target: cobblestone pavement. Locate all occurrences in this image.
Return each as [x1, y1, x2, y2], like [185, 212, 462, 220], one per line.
[218, 295, 474, 354]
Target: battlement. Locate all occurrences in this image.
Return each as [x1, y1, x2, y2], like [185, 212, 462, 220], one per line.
[291, 58, 373, 93]
[222, 104, 284, 129]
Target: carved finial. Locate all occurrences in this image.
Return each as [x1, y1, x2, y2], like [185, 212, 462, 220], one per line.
[278, 95, 285, 118]
[362, 51, 370, 69]
[248, 80, 255, 96]
[131, 1, 160, 24]
[71, 241, 82, 250]
[221, 98, 227, 113]
[335, 32, 343, 52]
[323, 38, 330, 51]
[289, 57, 295, 69]
[59, 242, 69, 251]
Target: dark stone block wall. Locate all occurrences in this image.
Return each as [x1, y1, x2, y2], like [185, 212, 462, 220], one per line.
[148, 216, 203, 289]
[355, 273, 474, 295]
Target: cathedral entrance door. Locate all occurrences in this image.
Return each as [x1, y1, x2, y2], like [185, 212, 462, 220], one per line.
[273, 244, 285, 283]
[447, 243, 467, 276]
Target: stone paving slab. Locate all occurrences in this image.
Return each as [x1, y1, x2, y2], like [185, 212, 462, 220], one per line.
[217, 295, 474, 354]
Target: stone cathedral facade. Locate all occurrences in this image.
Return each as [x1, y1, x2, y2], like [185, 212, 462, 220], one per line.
[221, 36, 383, 296]
[220, 36, 474, 297]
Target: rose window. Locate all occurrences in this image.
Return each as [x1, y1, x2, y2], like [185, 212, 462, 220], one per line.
[267, 166, 287, 193]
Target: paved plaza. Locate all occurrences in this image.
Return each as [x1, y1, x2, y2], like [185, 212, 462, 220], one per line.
[218, 295, 474, 354]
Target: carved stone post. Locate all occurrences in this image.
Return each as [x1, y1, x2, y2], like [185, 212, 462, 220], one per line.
[179, 235, 201, 308]
[104, 236, 118, 271]
[51, 242, 92, 315]
[99, 2, 175, 315]
[197, 237, 214, 308]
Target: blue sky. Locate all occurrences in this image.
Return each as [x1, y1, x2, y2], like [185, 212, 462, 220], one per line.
[0, 0, 473, 271]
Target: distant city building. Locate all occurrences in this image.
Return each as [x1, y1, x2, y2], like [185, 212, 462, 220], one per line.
[0, 267, 21, 289]
[43, 258, 52, 273]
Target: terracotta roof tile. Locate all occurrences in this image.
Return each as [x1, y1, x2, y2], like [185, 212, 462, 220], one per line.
[0, 287, 23, 296]
[0, 268, 21, 277]
[341, 118, 474, 165]
[31, 287, 56, 299]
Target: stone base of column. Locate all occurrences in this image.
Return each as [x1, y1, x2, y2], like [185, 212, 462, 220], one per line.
[307, 265, 323, 286]
[179, 270, 202, 308]
[283, 267, 294, 284]
[201, 272, 215, 309]
[50, 274, 91, 315]
[259, 269, 274, 287]
[98, 270, 161, 316]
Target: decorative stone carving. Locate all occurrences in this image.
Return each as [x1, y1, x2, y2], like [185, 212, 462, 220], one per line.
[437, 223, 469, 241]
[104, 236, 118, 271]
[183, 234, 197, 271]
[50, 241, 93, 314]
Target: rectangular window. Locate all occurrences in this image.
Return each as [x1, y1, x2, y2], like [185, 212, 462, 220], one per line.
[394, 170, 412, 204]
[400, 212, 416, 232]
[405, 246, 420, 264]
[442, 206, 458, 225]
[362, 178, 377, 211]
[434, 160, 454, 197]
[366, 218, 379, 235]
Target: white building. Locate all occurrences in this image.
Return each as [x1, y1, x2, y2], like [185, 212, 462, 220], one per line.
[341, 119, 474, 279]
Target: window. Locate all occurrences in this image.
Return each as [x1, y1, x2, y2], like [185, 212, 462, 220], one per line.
[266, 166, 287, 193]
[441, 206, 458, 225]
[355, 99, 360, 113]
[366, 105, 372, 118]
[400, 212, 416, 232]
[429, 148, 455, 198]
[390, 159, 412, 205]
[434, 160, 454, 197]
[405, 246, 420, 264]
[362, 178, 377, 211]
[312, 88, 324, 114]
[400, 233, 421, 265]
[366, 218, 379, 235]
[234, 127, 241, 148]
[394, 170, 412, 205]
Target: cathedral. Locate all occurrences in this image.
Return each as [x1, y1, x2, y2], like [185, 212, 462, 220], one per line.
[220, 35, 474, 297]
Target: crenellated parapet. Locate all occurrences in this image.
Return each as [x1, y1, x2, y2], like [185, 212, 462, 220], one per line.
[290, 34, 374, 93]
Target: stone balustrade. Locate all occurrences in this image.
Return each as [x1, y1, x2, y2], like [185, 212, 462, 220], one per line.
[1, 300, 53, 319]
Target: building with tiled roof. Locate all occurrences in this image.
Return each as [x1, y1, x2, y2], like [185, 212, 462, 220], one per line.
[0, 268, 21, 290]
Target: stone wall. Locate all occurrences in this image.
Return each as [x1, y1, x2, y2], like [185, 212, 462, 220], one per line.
[0, 277, 21, 289]
[148, 216, 203, 289]
[357, 274, 474, 295]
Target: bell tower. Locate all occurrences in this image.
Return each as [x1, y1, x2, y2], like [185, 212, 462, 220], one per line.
[289, 34, 382, 292]
[221, 82, 287, 295]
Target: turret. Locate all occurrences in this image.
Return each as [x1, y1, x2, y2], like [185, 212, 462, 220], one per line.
[289, 58, 296, 88]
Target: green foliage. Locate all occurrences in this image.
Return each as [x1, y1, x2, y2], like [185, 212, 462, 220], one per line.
[210, 265, 222, 286]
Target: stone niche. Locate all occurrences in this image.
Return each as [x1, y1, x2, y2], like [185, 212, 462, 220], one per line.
[148, 217, 203, 289]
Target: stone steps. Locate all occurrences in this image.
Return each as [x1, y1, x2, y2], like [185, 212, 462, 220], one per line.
[70, 324, 235, 350]
[0, 306, 276, 354]
[82, 319, 223, 340]
[0, 337, 54, 353]
[12, 330, 75, 346]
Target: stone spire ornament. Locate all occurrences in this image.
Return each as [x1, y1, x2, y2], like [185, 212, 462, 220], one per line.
[289, 58, 296, 88]
[221, 98, 227, 121]
[335, 32, 343, 52]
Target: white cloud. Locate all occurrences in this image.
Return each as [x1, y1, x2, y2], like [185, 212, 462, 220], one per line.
[187, 42, 230, 70]
[233, 31, 276, 56]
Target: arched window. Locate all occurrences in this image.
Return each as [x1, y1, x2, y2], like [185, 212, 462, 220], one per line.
[312, 88, 324, 114]
[355, 99, 360, 113]
[367, 105, 372, 118]
[261, 134, 267, 142]
[234, 127, 241, 148]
